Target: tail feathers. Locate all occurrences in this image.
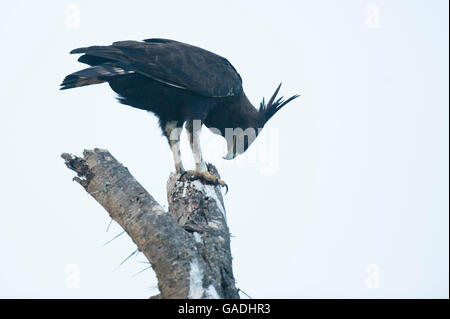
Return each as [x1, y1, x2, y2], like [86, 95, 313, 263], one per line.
[70, 45, 125, 63]
[70, 47, 89, 54]
[60, 63, 134, 90]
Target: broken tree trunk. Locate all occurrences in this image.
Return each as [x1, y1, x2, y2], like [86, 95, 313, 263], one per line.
[61, 148, 239, 299]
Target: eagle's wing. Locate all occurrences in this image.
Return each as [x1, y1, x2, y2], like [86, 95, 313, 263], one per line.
[71, 39, 242, 97]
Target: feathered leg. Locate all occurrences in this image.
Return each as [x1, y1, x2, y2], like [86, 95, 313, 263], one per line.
[163, 120, 185, 174]
[185, 119, 208, 172]
[185, 120, 227, 189]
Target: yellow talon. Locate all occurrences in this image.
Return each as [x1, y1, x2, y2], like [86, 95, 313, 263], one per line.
[181, 170, 228, 193]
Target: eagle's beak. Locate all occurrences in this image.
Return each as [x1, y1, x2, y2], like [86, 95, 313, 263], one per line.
[223, 136, 238, 160]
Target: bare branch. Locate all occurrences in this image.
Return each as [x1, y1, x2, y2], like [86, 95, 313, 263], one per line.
[61, 148, 238, 299]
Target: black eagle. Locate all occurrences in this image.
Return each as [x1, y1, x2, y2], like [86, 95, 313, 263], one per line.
[61, 38, 299, 186]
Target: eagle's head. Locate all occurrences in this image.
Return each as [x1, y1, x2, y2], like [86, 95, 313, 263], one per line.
[224, 83, 299, 160]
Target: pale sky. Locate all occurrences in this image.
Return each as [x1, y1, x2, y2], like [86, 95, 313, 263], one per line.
[0, 0, 448, 298]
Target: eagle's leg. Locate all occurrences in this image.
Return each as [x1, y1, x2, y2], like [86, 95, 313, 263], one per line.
[186, 119, 208, 173]
[184, 120, 227, 188]
[163, 120, 185, 174]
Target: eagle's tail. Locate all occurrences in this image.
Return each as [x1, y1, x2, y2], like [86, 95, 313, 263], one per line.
[60, 63, 134, 90]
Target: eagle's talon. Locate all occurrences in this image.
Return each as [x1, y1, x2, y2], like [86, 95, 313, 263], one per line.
[223, 183, 229, 195]
[182, 170, 228, 192]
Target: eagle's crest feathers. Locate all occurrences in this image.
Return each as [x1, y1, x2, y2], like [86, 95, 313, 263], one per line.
[259, 83, 300, 122]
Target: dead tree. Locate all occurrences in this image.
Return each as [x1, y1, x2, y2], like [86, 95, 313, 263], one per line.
[61, 148, 239, 299]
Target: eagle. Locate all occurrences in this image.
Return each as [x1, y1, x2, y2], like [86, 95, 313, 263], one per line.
[61, 38, 299, 187]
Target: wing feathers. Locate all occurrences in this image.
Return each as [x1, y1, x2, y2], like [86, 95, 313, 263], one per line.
[66, 39, 242, 97]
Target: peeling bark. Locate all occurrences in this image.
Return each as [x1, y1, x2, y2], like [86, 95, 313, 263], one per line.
[61, 148, 239, 299]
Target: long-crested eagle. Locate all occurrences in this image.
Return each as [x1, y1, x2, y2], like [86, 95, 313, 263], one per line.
[61, 38, 299, 187]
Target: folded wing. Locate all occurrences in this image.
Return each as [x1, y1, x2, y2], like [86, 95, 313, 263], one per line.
[67, 39, 242, 97]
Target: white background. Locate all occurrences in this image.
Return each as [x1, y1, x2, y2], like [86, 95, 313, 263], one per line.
[0, 0, 448, 298]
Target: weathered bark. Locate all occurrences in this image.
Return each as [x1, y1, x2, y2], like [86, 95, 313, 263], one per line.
[61, 148, 239, 299]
